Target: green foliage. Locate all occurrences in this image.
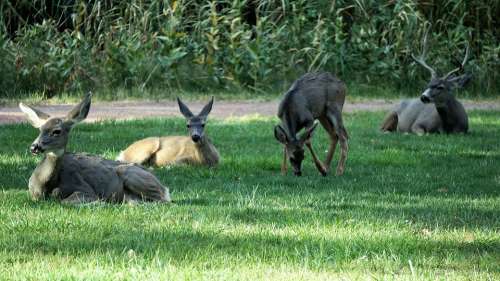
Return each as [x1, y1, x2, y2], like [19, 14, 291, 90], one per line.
[0, 0, 499, 98]
[0, 112, 499, 279]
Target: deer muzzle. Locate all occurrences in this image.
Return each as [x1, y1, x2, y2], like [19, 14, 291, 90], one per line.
[30, 143, 44, 155]
[420, 89, 432, 103]
[420, 96, 430, 103]
[191, 134, 201, 142]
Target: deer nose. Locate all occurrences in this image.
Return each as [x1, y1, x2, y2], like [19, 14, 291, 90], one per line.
[294, 171, 302, 176]
[30, 143, 43, 155]
[191, 135, 201, 142]
[420, 95, 431, 103]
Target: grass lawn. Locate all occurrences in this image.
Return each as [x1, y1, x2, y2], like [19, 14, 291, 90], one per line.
[0, 111, 499, 280]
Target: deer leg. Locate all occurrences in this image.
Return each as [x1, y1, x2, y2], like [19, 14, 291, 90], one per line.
[336, 129, 349, 176]
[380, 111, 398, 133]
[117, 164, 171, 202]
[326, 135, 339, 168]
[117, 137, 160, 165]
[29, 185, 48, 201]
[305, 141, 327, 176]
[57, 173, 100, 204]
[319, 117, 338, 169]
[174, 156, 195, 165]
[61, 191, 98, 205]
[51, 188, 62, 199]
[326, 109, 349, 176]
[411, 123, 427, 136]
[281, 146, 288, 175]
[123, 193, 142, 205]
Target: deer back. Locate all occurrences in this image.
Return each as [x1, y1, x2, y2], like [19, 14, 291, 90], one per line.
[278, 72, 346, 134]
[149, 136, 198, 165]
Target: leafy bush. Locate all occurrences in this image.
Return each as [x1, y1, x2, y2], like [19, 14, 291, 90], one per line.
[0, 0, 498, 98]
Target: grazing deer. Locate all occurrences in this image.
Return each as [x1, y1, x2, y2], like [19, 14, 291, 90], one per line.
[274, 72, 349, 176]
[117, 97, 220, 167]
[19, 93, 171, 204]
[380, 28, 471, 135]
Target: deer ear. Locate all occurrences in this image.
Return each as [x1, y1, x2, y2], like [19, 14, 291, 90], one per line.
[66, 92, 92, 125]
[448, 73, 472, 89]
[274, 124, 288, 144]
[299, 122, 319, 142]
[19, 103, 51, 128]
[177, 97, 194, 118]
[198, 96, 214, 118]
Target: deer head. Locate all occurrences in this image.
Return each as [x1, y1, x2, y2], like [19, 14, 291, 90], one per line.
[412, 27, 471, 105]
[274, 122, 318, 176]
[19, 92, 92, 156]
[177, 97, 214, 143]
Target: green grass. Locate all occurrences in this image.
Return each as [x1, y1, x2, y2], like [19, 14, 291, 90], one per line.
[0, 111, 499, 280]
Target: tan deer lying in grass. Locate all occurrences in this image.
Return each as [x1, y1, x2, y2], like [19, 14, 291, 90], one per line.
[380, 28, 471, 135]
[117, 97, 220, 167]
[20, 93, 171, 204]
[274, 72, 349, 176]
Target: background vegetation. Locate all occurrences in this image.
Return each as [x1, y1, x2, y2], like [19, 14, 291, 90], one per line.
[1, 112, 499, 280]
[1, 0, 499, 99]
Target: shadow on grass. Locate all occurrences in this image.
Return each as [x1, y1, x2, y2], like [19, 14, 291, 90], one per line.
[173, 199, 499, 231]
[3, 219, 499, 269]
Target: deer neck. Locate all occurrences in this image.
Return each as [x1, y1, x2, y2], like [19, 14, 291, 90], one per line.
[434, 95, 461, 133]
[279, 91, 310, 137]
[29, 149, 64, 199]
[195, 135, 219, 166]
[282, 112, 310, 139]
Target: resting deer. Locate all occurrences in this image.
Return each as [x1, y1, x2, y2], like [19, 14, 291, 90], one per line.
[117, 97, 220, 167]
[19, 93, 171, 204]
[380, 28, 471, 135]
[274, 72, 349, 176]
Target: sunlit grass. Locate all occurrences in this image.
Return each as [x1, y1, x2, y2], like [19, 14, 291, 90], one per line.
[0, 111, 498, 280]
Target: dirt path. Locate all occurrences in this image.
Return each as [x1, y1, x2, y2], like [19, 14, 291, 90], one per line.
[1, 99, 498, 124]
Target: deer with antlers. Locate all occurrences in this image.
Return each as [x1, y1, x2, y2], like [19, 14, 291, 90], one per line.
[380, 27, 471, 135]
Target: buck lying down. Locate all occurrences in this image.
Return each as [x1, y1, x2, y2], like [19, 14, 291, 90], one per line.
[20, 93, 171, 204]
[118, 97, 219, 167]
[381, 27, 470, 135]
[380, 93, 468, 135]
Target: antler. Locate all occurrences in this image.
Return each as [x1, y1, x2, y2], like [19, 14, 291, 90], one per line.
[411, 26, 437, 79]
[444, 43, 470, 79]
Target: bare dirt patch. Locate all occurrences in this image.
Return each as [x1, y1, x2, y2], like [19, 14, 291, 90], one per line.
[1, 99, 498, 125]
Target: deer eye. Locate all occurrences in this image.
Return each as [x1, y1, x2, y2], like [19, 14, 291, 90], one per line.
[201, 124, 205, 128]
[186, 124, 191, 128]
[51, 129, 62, 136]
[437, 85, 445, 90]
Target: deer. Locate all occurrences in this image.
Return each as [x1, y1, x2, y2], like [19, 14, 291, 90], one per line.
[274, 72, 349, 176]
[380, 27, 471, 135]
[117, 97, 220, 167]
[19, 92, 171, 204]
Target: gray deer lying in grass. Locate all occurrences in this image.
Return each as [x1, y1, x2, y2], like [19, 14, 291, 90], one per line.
[117, 97, 220, 167]
[380, 28, 471, 135]
[274, 72, 349, 176]
[20, 93, 171, 204]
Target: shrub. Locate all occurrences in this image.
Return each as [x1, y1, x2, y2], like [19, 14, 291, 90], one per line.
[1, 0, 498, 98]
